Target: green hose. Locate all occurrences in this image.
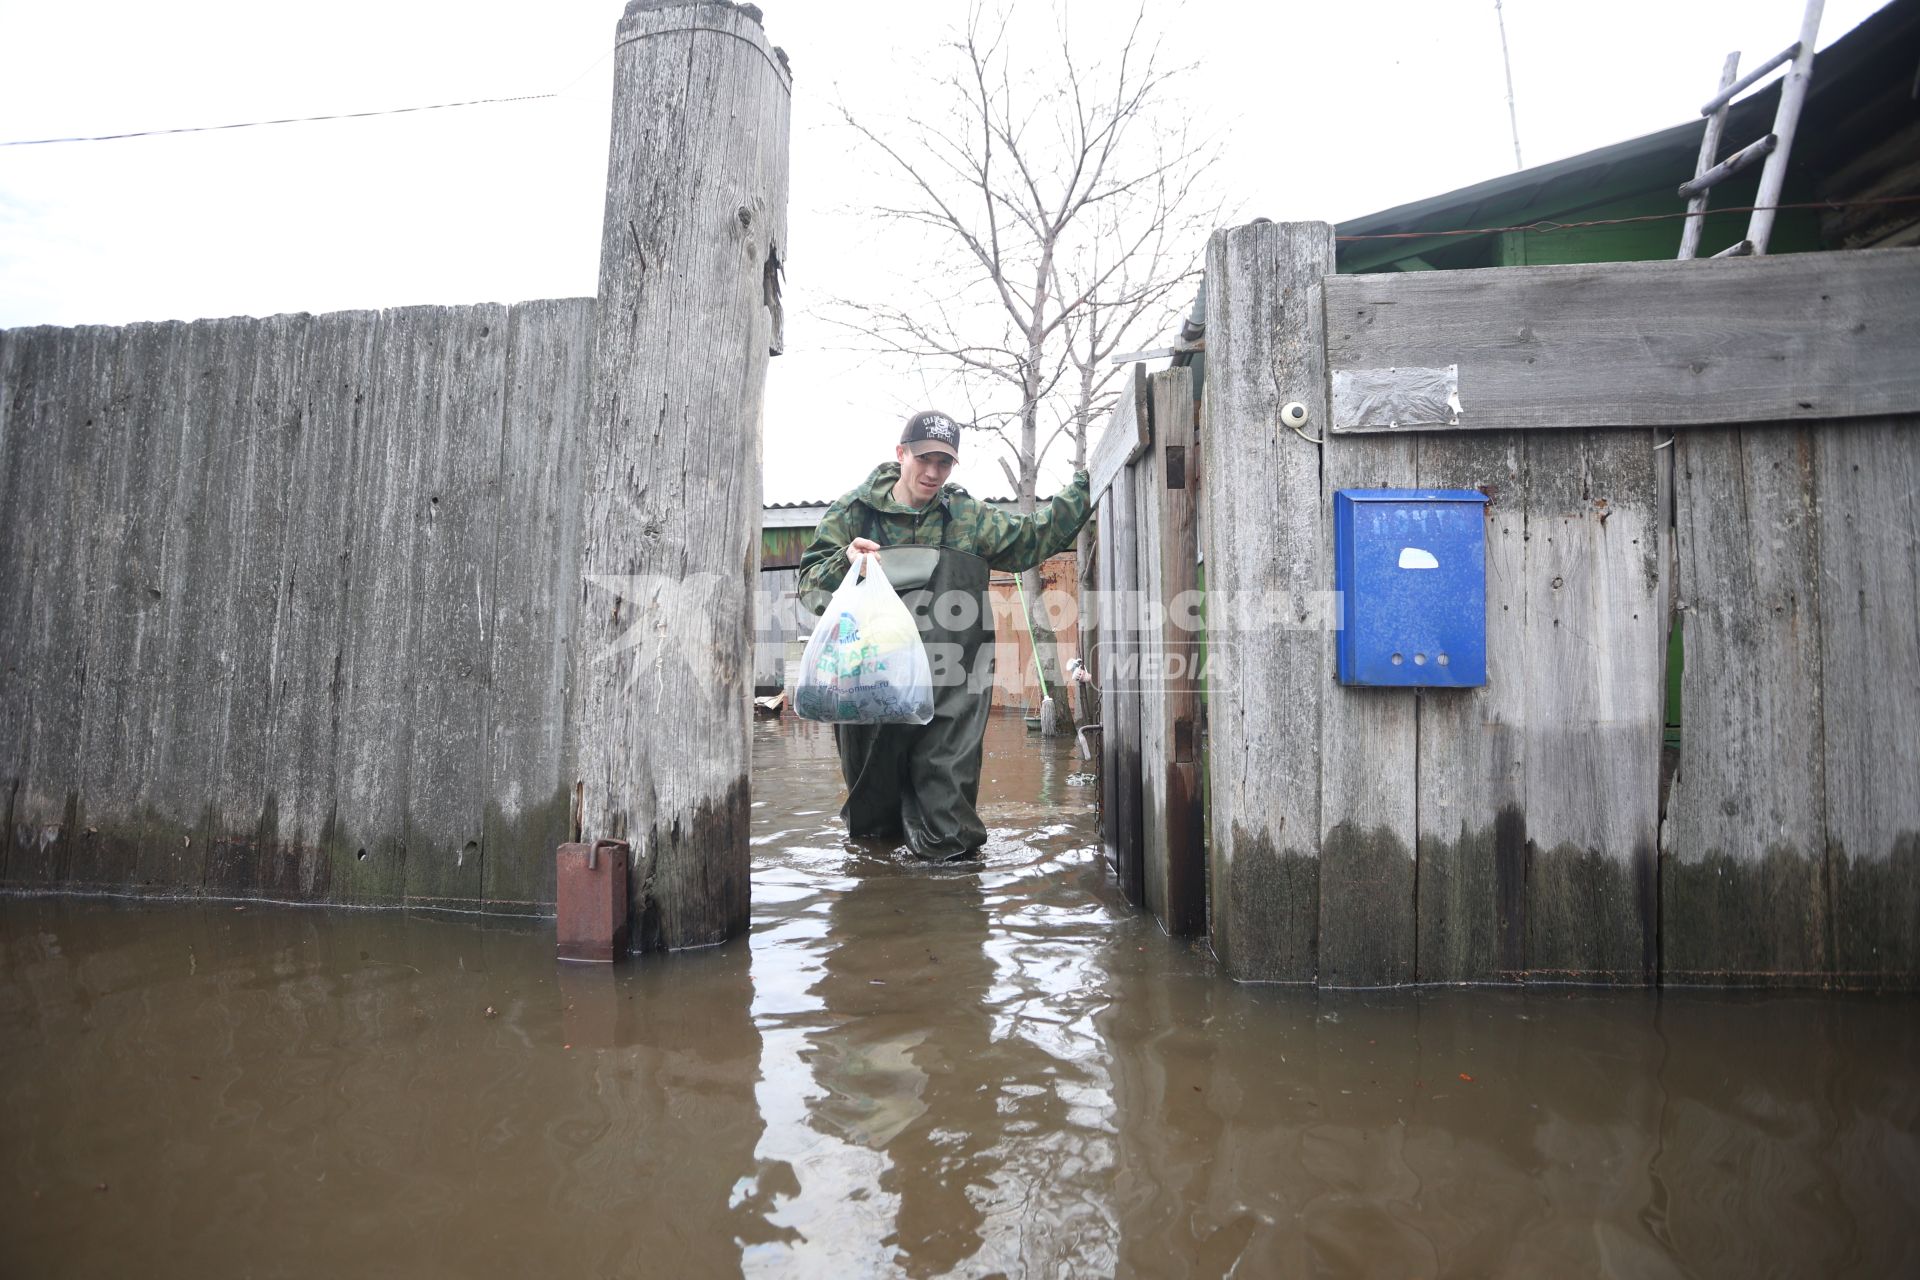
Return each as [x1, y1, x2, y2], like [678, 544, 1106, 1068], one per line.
[1013, 573, 1050, 699]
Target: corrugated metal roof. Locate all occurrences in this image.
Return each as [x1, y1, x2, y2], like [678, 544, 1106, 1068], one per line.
[765, 495, 1022, 508]
[763, 494, 1023, 514]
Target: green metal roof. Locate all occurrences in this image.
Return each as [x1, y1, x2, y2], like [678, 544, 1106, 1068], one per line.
[1335, 0, 1920, 273]
[1169, 1, 1920, 401]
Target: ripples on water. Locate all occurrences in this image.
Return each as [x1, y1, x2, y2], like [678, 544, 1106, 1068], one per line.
[2, 714, 1916, 1277]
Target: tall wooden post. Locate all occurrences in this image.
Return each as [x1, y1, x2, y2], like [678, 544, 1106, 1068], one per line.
[573, 0, 791, 951]
[1200, 221, 1334, 982]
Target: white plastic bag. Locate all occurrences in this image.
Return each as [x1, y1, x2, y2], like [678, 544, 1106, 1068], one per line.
[794, 553, 934, 724]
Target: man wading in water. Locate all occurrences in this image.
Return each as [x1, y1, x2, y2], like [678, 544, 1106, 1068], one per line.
[798, 411, 1093, 861]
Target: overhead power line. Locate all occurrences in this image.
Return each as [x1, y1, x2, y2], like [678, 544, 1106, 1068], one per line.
[0, 49, 613, 149]
[1, 94, 558, 148]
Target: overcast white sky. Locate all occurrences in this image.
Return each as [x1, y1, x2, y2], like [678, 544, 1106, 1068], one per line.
[0, 0, 1884, 503]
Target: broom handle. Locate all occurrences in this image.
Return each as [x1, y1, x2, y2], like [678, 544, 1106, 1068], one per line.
[1013, 573, 1051, 699]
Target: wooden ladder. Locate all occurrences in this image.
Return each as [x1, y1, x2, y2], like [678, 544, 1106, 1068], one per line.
[1677, 0, 1826, 259]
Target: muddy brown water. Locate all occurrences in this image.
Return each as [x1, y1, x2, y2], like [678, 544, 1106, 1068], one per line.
[3, 714, 1916, 1277]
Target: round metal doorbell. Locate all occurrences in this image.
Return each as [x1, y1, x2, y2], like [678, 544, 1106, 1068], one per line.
[1281, 402, 1309, 429]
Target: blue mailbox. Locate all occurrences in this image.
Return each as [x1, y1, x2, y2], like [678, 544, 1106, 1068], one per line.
[1334, 488, 1489, 688]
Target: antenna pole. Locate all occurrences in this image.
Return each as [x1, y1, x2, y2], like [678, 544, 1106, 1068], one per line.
[1495, 0, 1524, 170]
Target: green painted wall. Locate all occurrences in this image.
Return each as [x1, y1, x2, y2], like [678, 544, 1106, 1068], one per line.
[1344, 167, 1827, 275]
[1487, 177, 1825, 268]
[762, 526, 811, 570]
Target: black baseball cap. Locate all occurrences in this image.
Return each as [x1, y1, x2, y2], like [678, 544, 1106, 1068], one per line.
[901, 410, 962, 458]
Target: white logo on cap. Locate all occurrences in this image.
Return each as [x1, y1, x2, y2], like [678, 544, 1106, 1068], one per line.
[923, 416, 956, 442]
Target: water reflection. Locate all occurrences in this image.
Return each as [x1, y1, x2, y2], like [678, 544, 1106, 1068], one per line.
[0, 902, 776, 1276]
[0, 714, 1915, 1277]
[808, 851, 998, 1273]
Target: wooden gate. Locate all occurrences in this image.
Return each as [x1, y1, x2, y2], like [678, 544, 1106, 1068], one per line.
[1084, 362, 1206, 936]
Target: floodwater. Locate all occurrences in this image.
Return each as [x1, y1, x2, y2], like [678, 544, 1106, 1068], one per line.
[3, 715, 1917, 1278]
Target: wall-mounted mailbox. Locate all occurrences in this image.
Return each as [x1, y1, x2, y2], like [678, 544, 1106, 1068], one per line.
[1334, 488, 1489, 688]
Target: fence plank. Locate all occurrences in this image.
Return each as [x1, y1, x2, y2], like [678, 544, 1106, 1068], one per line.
[1201, 220, 1332, 982]
[60, 325, 135, 890]
[753, 566, 797, 695]
[1110, 461, 1147, 907]
[0, 328, 23, 883]
[142, 318, 251, 893]
[67, 325, 170, 890]
[1150, 367, 1205, 936]
[1136, 439, 1165, 921]
[1317, 432, 1420, 987]
[202, 314, 308, 896]
[261, 310, 380, 902]
[182, 317, 257, 893]
[1096, 490, 1119, 873]
[1413, 434, 1529, 981]
[1324, 248, 1920, 433]
[1665, 426, 1831, 982]
[402, 306, 510, 910]
[1814, 416, 1920, 986]
[7, 328, 110, 888]
[1075, 526, 1100, 738]
[109, 325, 198, 891]
[1520, 432, 1663, 982]
[480, 300, 595, 914]
[1089, 362, 1151, 501]
[330, 308, 425, 904]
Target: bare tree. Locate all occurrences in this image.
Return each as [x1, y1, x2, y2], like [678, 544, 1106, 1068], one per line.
[831, 1, 1220, 723]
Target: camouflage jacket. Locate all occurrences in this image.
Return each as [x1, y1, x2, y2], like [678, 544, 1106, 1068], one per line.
[797, 462, 1093, 608]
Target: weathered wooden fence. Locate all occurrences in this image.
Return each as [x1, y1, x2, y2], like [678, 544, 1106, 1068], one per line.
[1, 1, 791, 948]
[1085, 361, 1206, 937]
[1091, 220, 1919, 987]
[0, 303, 595, 911]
